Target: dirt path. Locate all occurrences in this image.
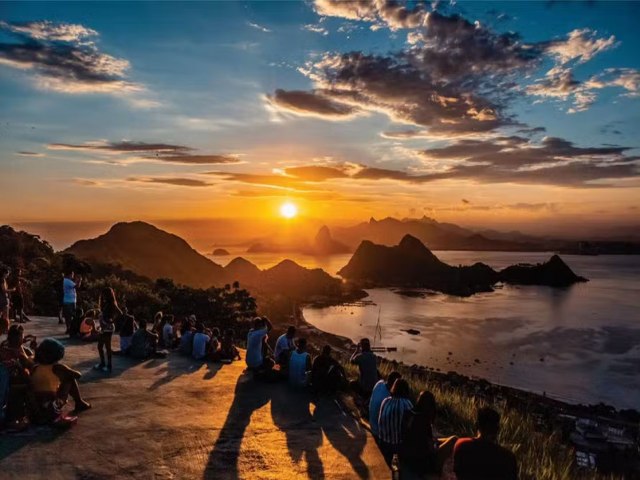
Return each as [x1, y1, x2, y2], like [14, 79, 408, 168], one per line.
[0, 317, 389, 480]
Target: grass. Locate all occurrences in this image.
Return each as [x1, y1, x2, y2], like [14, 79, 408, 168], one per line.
[340, 360, 621, 480]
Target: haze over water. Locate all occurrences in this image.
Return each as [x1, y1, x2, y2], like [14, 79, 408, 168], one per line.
[212, 250, 640, 409]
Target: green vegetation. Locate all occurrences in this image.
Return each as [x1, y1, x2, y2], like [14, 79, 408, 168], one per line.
[342, 361, 620, 480]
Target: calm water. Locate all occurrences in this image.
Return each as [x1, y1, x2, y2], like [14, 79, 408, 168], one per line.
[209, 249, 640, 409]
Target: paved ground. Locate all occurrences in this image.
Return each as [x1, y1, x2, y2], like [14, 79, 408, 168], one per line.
[0, 317, 389, 480]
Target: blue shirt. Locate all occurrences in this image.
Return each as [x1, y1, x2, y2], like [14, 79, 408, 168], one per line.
[62, 278, 76, 304]
[246, 327, 268, 369]
[369, 380, 391, 437]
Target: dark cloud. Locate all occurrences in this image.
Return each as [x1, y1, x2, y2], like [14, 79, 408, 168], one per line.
[0, 20, 142, 95]
[127, 177, 211, 187]
[283, 165, 349, 181]
[266, 89, 362, 119]
[48, 140, 240, 165]
[16, 151, 44, 157]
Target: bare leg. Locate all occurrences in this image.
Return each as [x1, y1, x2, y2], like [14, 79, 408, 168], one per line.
[97, 336, 106, 366]
[105, 333, 113, 369]
[437, 436, 458, 470]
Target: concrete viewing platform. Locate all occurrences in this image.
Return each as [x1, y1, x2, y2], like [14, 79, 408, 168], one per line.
[0, 317, 389, 480]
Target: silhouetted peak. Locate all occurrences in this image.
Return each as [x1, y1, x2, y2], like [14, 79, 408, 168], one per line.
[369, 217, 377, 224]
[398, 234, 431, 254]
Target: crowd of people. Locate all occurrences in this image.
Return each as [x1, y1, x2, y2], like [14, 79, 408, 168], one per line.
[0, 265, 520, 479]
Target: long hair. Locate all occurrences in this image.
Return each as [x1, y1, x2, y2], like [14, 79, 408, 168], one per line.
[99, 287, 118, 311]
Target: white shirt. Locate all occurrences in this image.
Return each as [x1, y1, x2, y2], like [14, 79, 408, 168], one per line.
[289, 350, 310, 387]
[369, 380, 391, 437]
[274, 334, 294, 361]
[192, 332, 210, 360]
[246, 328, 268, 369]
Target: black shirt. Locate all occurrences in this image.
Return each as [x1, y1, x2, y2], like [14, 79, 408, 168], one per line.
[454, 437, 518, 480]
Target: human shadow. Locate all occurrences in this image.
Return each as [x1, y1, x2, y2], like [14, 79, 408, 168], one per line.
[314, 398, 370, 479]
[203, 372, 272, 480]
[0, 424, 67, 461]
[270, 387, 324, 479]
[147, 354, 222, 391]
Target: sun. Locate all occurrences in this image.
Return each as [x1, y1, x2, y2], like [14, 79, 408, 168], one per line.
[280, 202, 298, 219]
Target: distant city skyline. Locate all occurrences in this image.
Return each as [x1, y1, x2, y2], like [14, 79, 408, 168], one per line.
[1, 1, 639, 234]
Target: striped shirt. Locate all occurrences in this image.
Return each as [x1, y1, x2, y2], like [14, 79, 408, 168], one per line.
[378, 396, 413, 445]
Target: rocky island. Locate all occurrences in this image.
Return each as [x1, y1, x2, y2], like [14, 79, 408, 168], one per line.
[338, 235, 587, 296]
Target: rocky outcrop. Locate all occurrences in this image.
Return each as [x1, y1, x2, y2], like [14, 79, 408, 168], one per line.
[339, 236, 586, 296]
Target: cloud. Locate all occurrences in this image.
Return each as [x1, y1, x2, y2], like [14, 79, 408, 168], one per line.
[127, 177, 212, 187]
[283, 165, 350, 181]
[303, 24, 329, 35]
[0, 20, 155, 104]
[247, 22, 271, 33]
[462, 198, 470, 204]
[47, 140, 241, 165]
[16, 151, 44, 157]
[72, 178, 101, 186]
[264, 89, 363, 119]
[545, 28, 617, 64]
[314, 0, 427, 30]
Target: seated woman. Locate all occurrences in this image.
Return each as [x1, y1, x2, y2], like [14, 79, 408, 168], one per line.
[401, 390, 457, 477]
[0, 325, 34, 428]
[78, 310, 100, 342]
[219, 328, 240, 363]
[29, 338, 91, 424]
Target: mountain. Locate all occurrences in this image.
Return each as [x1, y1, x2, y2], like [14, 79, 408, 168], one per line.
[66, 221, 226, 288]
[338, 235, 586, 295]
[248, 226, 350, 255]
[331, 216, 536, 251]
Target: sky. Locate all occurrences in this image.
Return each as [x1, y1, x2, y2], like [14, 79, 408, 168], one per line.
[1, 0, 639, 242]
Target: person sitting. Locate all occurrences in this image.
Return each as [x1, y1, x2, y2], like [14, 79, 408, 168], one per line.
[349, 338, 379, 398]
[78, 310, 100, 342]
[129, 319, 160, 360]
[162, 314, 175, 349]
[118, 313, 137, 353]
[369, 371, 401, 441]
[453, 407, 518, 480]
[208, 328, 221, 362]
[378, 378, 413, 465]
[178, 319, 195, 356]
[246, 316, 273, 371]
[310, 345, 347, 395]
[401, 390, 458, 476]
[288, 338, 311, 388]
[192, 322, 210, 361]
[152, 311, 164, 340]
[30, 338, 91, 423]
[0, 325, 34, 428]
[219, 328, 240, 363]
[274, 325, 296, 368]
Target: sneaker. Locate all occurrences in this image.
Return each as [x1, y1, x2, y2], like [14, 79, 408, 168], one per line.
[93, 363, 105, 371]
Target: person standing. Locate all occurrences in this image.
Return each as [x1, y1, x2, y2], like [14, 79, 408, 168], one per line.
[0, 267, 13, 335]
[378, 378, 413, 465]
[95, 287, 121, 373]
[62, 269, 82, 334]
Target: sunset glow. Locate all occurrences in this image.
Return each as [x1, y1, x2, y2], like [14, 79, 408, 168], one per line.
[280, 202, 298, 219]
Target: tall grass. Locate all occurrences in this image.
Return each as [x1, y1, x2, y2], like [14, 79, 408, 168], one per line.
[341, 360, 620, 480]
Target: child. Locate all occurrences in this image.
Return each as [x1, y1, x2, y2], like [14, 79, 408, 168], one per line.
[78, 310, 99, 342]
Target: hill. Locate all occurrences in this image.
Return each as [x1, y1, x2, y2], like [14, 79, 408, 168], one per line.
[66, 221, 226, 288]
[331, 216, 535, 251]
[338, 235, 586, 295]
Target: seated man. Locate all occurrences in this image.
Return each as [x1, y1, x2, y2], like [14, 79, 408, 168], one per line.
[219, 328, 241, 363]
[30, 338, 91, 423]
[0, 325, 34, 427]
[274, 326, 296, 368]
[288, 338, 311, 388]
[369, 371, 401, 440]
[129, 319, 160, 360]
[192, 322, 210, 361]
[310, 345, 347, 395]
[245, 316, 273, 371]
[349, 338, 379, 398]
[453, 407, 518, 480]
[178, 319, 195, 356]
[162, 315, 176, 349]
